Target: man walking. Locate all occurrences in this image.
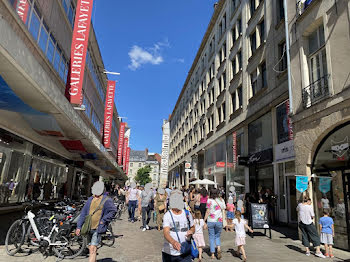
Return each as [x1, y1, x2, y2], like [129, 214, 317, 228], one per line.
[141, 183, 154, 231]
[127, 182, 139, 222]
[76, 181, 116, 262]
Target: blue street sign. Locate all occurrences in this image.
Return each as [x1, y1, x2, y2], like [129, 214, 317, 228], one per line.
[296, 176, 309, 193]
[175, 173, 180, 178]
[319, 177, 332, 194]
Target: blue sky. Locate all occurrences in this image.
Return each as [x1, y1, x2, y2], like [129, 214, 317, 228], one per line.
[93, 0, 217, 153]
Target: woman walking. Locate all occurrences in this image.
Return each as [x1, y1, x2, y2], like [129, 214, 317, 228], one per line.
[204, 188, 226, 260]
[155, 188, 167, 231]
[199, 188, 208, 219]
[297, 197, 326, 258]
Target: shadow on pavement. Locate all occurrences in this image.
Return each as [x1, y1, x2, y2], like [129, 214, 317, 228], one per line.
[271, 225, 299, 240]
[97, 258, 118, 262]
[285, 244, 306, 255]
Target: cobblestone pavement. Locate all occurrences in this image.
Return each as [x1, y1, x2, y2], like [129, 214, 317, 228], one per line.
[0, 211, 349, 262]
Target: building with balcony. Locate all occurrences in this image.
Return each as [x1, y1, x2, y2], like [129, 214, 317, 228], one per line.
[289, 0, 350, 251]
[169, 0, 296, 223]
[0, 0, 126, 207]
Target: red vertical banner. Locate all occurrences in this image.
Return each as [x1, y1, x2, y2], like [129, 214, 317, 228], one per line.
[125, 147, 131, 175]
[103, 80, 116, 148]
[65, 0, 94, 105]
[286, 100, 294, 140]
[15, 0, 29, 23]
[123, 137, 128, 171]
[117, 122, 126, 165]
[232, 132, 237, 168]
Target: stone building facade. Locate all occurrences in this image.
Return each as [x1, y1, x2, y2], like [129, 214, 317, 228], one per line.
[289, 0, 350, 251]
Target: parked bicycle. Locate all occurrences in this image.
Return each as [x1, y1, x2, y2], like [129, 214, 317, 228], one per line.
[5, 201, 87, 259]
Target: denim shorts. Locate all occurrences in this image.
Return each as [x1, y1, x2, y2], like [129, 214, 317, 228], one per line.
[89, 230, 101, 246]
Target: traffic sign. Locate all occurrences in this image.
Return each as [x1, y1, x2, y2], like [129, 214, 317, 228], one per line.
[185, 162, 191, 169]
[185, 169, 192, 173]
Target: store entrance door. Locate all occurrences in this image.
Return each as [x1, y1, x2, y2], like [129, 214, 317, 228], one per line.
[342, 171, 350, 250]
[287, 177, 297, 223]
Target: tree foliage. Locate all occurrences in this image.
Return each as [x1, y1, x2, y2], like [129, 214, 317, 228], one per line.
[134, 165, 152, 185]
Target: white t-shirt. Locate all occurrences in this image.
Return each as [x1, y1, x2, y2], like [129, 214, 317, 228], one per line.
[297, 203, 315, 225]
[233, 218, 247, 237]
[206, 198, 226, 223]
[128, 188, 139, 201]
[194, 219, 205, 234]
[321, 198, 330, 209]
[162, 210, 194, 256]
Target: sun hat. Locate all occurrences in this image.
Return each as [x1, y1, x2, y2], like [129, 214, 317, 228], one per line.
[91, 181, 105, 196]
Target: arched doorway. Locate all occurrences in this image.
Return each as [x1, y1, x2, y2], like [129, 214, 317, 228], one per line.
[312, 121, 350, 250]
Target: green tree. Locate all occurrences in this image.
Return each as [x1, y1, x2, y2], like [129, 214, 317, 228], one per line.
[134, 165, 152, 185]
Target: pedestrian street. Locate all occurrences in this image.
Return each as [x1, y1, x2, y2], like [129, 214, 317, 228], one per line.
[1, 211, 349, 262]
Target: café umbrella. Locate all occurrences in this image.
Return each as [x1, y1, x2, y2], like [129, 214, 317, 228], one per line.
[189, 179, 203, 185]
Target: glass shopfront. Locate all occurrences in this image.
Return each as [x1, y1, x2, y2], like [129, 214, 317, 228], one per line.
[0, 129, 69, 205]
[312, 121, 350, 250]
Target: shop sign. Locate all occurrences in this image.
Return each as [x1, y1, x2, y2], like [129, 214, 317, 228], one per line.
[125, 147, 130, 175]
[275, 140, 295, 162]
[233, 132, 237, 168]
[296, 176, 309, 193]
[59, 140, 87, 153]
[286, 100, 293, 140]
[238, 148, 273, 166]
[216, 162, 225, 168]
[103, 80, 116, 149]
[227, 162, 234, 168]
[319, 177, 332, 194]
[65, 0, 94, 105]
[122, 137, 128, 171]
[185, 169, 192, 173]
[117, 122, 126, 165]
[15, 0, 29, 23]
[330, 137, 349, 160]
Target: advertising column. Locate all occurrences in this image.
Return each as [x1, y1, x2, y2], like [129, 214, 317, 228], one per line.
[65, 0, 94, 105]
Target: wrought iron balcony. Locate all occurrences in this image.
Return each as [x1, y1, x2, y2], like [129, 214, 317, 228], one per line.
[302, 74, 330, 108]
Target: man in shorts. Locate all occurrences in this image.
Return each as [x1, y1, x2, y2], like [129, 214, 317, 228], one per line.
[76, 181, 116, 262]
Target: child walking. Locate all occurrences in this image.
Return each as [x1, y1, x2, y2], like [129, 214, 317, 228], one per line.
[193, 210, 207, 262]
[319, 210, 335, 258]
[226, 199, 235, 231]
[232, 211, 253, 262]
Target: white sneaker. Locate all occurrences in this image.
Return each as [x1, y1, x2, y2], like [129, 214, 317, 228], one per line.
[142, 228, 147, 232]
[306, 252, 311, 256]
[315, 252, 326, 258]
[146, 225, 150, 230]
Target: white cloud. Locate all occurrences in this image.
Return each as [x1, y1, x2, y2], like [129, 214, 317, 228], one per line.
[174, 58, 185, 63]
[128, 39, 170, 70]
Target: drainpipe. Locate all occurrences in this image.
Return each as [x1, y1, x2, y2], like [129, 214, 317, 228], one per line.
[284, 0, 293, 114]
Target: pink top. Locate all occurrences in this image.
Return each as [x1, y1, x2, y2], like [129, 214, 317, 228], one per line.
[200, 195, 208, 204]
[227, 203, 235, 212]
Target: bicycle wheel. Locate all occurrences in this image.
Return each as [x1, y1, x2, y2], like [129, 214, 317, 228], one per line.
[52, 229, 87, 259]
[5, 219, 26, 256]
[26, 217, 51, 247]
[101, 224, 115, 247]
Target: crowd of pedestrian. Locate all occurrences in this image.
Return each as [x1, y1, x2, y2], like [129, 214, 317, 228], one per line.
[74, 181, 335, 262]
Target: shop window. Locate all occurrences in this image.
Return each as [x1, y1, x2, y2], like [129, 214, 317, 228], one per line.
[38, 22, 49, 53]
[29, 7, 41, 41]
[248, 112, 272, 154]
[276, 101, 292, 144]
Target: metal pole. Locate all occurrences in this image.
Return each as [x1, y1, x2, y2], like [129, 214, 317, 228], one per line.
[283, 0, 293, 114]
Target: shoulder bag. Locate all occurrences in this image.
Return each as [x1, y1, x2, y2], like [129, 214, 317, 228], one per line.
[169, 210, 192, 256]
[81, 197, 108, 236]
